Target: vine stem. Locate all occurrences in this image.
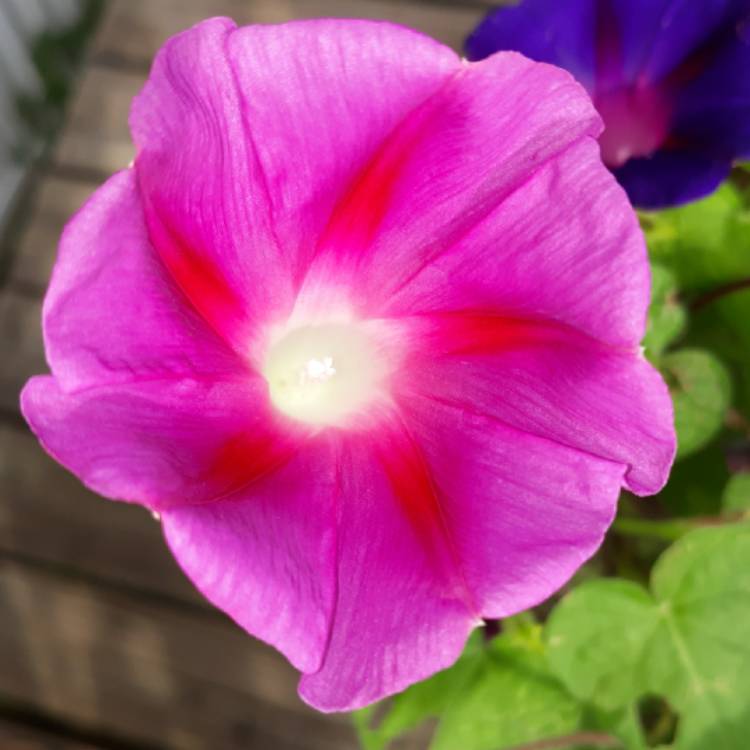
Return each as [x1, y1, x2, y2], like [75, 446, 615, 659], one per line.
[612, 512, 748, 542]
[506, 731, 623, 749]
[690, 277, 750, 310]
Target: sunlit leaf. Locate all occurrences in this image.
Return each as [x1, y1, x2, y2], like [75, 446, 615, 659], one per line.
[546, 524, 750, 749]
[643, 264, 687, 361]
[642, 184, 750, 295]
[661, 349, 731, 459]
[723, 473, 750, 513]
[431, 635, 582, 750]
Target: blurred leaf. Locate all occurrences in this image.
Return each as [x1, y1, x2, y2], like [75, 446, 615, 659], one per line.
[723, 473, 750, 512]
[352, 634, 483, 750]
[431, 635, 582, 750]
[643, 264, 687, 361]
[688, 289, 750, 418]
[546, 524, 750, 749]
[661, 349, 731, 459]
[642, 184, 750, 295]
[656, 441, 729, 517]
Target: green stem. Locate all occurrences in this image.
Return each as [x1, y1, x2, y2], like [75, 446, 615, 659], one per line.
[690, 276, 750, 311]
[612, 511, 749, 543]
[612, 516, 695, 542]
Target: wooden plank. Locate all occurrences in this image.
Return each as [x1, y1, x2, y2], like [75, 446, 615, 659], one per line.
[10, 176, 96, 291]
[0, 560, 357, 750]
[0, 423, 202, 605]
[93, 0, 487, 66]
[0, 292, 44, 414]
[53, 67, 138, 176]
[0, 718, 103, 750]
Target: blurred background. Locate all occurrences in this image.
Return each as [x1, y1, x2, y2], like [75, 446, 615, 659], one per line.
[0, 1, 492, 749]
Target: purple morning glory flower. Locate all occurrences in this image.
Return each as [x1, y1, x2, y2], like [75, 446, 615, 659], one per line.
[466, 0, 750, 208]
[21, 18, 675, 711]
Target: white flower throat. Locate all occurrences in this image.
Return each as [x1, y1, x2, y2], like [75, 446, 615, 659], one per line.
[263, 322, 382, 426]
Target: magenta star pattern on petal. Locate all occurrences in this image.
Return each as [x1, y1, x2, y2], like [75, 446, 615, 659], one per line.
[21, 18, 675, 711]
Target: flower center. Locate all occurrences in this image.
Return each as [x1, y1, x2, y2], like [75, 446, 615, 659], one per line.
[263, 322, 382, 426]
[595, 85, 672, 168]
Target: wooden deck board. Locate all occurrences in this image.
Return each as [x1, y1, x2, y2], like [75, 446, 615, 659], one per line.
[0, 561, 356, 750]
[93, 0, 486, 66]
[10, 177, 97, 291]
[0, 292, 44, 413]
[0, 719, 104, 750]
[0, 424, 203, 604]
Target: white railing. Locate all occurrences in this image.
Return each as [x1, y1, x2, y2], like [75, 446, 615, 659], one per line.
[0, 0, 84, 230]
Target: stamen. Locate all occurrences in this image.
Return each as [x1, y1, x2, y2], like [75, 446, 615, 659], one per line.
[263, 322, 383, 426]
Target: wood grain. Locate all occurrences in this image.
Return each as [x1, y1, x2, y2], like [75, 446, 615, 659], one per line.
[0, 424, 203, 604]
[0, 561, 357, 750]
[0, 292, 44, 413]
[93, 0, 487, 66]
[10, 177, 97, 291]
[0, 718, 104, 750]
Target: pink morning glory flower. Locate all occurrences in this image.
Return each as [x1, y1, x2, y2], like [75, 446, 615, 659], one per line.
[21, 18, 675, 711]
[466, 0, 750, 208]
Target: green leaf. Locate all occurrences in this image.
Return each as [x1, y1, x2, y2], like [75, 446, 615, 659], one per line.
[643, 264, 687, 361]
[723, 473, 750, 513]
[661, 349, 731, 459]
[546, 524, 750, 749]
[432, 635, 583, 750]
[352, 635, 483, 750]
[642, 184, 750, 295]
[688, 289, 750, 418]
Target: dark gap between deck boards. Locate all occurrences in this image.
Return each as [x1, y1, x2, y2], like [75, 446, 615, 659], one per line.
[0, 694, 168, 750]
[0, 547, 218, 620]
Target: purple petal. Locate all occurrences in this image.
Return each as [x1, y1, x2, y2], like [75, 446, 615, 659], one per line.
[402, 394, 626, 618]
[465, 1, 598, 89]
[613, 149, 732, 208]
[162, 440, 338, 673]
[298, 427, 475, 711]
[21, 375, 299, 511]
[131, 18, 459, 351]
[466, 0, 744, 88]
[398, 319, 675, 497]
[44, 170, 243, 392]
[299, 51, 602, 319]
[381, 138, 647, 348]
[671, 10, 750, 159]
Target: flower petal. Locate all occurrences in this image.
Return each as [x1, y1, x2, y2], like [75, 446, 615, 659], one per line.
[21, 375, 298, 511]
[298, 427, 476, 711]
[301, 50, 602, 318]
[44, 170, 243, 392]
[465, 0, 743, 88]
[613, 149, 732, 208]
[161, 440, 338, 674]
[671, 10, 750, 159]
[131, 18, 460, 345]
[398, 318, 675, 496]
[400, 393, 627, 618]
[465, 0, 598, 88]
[382, 138, 647, 347]
[601, 0, 744, 85]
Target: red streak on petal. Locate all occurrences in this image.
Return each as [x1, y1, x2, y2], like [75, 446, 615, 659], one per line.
[317, 145, 404, 263]
[207, 429, 297, 500]
[316, 105, 430, 263]
[373, 420, 476, 612]
[141, 191, 246, 346]
[420, 312, 586, 359]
